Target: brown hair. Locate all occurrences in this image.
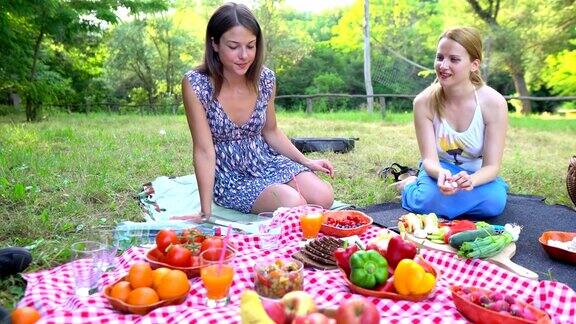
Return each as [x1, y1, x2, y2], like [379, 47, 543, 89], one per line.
[198, 2, 264, 98]
[428, 27, 485, 117]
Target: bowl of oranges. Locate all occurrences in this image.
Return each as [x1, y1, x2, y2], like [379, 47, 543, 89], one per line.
[103, 262, 190, 315]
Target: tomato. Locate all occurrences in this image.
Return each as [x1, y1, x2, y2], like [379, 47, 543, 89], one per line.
[165, 244, 193, 267]
[149, 247, 165, 263]
[156, 229, 179, 253]
[128, 262, 154, 289]
[191, 255, 200, 267]
[200, 236, 224, 253]
[179, 228, 206, 244]
[156, 269, 190, 300]
[11, 306, 41, 324]
[126, 287, 160, 306]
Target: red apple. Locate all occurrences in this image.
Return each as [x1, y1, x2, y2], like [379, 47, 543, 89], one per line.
[281, 291, 317, 322]
[293, 312, 333, 324]
[336, 297, 380, 324]
[262, 298, 287, 324]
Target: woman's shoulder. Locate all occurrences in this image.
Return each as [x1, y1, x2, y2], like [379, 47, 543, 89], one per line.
[477, 85, 507, 110]
[413, 86, 434, 110]
[185, 68, 209, 82]
[260, 66, 275, 81]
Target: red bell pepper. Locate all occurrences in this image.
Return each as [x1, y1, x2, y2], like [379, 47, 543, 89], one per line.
[334, 242, 359, 276]
[386, 235, 417, 269]
[443, 220, 476, 243]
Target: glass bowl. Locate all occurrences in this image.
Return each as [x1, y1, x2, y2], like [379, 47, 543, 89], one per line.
[254, 258, 304, 299]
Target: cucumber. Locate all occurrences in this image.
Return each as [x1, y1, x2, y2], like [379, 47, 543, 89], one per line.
[449, 226, 497, 249]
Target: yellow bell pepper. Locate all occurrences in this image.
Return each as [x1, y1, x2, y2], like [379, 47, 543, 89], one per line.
[393, 259, 436, 295]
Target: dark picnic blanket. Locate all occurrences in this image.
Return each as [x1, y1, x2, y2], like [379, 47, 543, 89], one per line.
[359, 194, 576, 290]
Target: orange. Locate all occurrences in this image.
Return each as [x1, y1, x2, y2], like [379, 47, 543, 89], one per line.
[127, 262, 153, 289]
[156, 269, 190, 300]
[109, 281, 132, 302]
[126, 287, 160, 306]
[152, 267, 171, 290]
[11, 306, 41, 324]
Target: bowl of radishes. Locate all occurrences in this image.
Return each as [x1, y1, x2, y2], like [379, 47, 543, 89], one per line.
[451, 286, 551, 324]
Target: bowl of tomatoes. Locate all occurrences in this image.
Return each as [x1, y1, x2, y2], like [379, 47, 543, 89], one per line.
[103, 262, 190, 315]
[320, 210, 373, 237]
[146, 229, 234, 278]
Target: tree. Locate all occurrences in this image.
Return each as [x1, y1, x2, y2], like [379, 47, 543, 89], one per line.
[363, 0, 374, 112]
[463, 0, 576, 114]
[0, 0, 167, 121]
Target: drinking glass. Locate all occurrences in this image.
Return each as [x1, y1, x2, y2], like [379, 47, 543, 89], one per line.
[95, 228, 118, 272]
[70, 241, 105, 296]
[299, 204, 324, 240]
[200, 247, 236, 307]
[258, 212, 282, 250]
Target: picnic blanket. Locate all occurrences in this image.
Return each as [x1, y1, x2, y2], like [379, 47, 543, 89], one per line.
[19, 206, 576, 323]
[362, 194, 576, 290]
[137, 175, 352, 226]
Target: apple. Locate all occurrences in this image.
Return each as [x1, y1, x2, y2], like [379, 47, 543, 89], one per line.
[262, 298, 287, 324]
[292, 312, 333, 324]
[281, 291, 317, 322]
[336, 297, 380, 324]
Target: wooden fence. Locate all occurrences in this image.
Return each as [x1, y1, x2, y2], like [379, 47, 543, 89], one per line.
[37, 93, 576, 115]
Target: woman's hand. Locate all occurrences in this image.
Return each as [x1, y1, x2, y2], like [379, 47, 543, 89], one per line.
[304, 159, 335, 178]
[437, 168, 457, 195]
[170, 212, 211, 223]
[452, 171, 474, 191]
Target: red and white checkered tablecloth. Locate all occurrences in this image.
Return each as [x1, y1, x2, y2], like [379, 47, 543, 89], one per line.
[20, 206, 576, 323]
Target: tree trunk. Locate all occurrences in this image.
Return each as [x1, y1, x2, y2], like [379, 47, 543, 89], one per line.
[510, 67, 532, 114]
[363, 0, 374, 113]
[26, 28, 45, 121]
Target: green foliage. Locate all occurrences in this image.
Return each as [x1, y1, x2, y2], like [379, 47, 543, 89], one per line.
[542, 48, 576, 96]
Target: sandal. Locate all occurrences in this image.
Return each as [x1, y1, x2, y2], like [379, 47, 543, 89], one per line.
[378, 163, 418, 182]
[0, 247, 32, 277]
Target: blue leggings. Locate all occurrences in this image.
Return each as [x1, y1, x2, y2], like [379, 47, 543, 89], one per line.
[401, 161, 508, 220]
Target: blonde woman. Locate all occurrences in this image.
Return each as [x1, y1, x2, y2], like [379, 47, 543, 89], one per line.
[399, 27, 508, 219]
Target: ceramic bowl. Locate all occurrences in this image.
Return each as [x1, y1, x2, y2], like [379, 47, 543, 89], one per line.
[538, 231, 576, 265]
[320, 210, 373, 237]
[103, 275, 189, 315]
[451, 285, 551, 324]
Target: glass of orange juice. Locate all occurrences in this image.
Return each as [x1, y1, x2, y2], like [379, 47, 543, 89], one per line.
[200, 247, 236, 307]
[299, 204, 325, 240]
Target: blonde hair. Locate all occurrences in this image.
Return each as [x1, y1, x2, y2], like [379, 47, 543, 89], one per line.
[428, 27, 485, 117]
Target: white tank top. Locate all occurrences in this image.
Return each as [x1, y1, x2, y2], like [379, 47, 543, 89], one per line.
[433, 90, 484, 172]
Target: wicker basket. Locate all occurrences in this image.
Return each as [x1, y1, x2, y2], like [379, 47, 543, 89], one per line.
[567, 156, 576, 207]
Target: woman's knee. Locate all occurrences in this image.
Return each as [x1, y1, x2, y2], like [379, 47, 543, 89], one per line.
[304, 182, 334, 209]
[402, 184, 441, 214]
[480, 193, 507, 217]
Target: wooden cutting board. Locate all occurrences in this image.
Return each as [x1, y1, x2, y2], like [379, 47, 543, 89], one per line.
[405, 234, 539, 280]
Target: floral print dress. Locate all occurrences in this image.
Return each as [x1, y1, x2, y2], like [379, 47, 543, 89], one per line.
[185, 67, 308, 213]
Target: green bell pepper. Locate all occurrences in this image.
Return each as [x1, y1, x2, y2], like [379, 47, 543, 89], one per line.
[349, 250, 388, 289]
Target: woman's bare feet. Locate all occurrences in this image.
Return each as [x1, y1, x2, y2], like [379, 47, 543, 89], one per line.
[389, 175, 417, 192]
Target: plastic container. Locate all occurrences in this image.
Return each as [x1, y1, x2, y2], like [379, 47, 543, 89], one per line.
[254, 259, 304, 299]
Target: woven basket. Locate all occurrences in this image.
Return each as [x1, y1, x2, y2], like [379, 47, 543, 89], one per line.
[567, 156, 576, 207]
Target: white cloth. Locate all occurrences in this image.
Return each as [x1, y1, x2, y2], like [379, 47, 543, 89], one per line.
[433, 90, 484, 172]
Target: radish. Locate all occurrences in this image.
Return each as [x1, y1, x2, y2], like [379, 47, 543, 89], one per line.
[521, 308, 537, 321]
[509, 304, 523, 316]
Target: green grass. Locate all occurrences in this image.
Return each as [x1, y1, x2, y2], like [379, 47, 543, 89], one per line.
[1, 111, 575, 308]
